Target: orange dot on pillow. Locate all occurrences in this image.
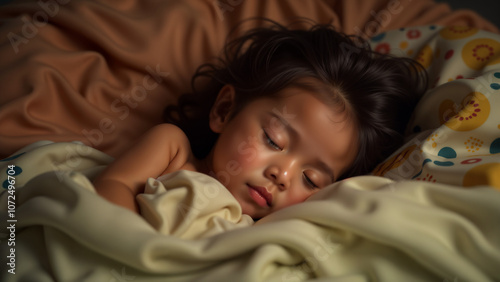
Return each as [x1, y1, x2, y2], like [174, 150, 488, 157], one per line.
[463, 163, 500, 189]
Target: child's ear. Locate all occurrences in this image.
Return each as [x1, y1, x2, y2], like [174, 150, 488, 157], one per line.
[209, 85, 236, 133]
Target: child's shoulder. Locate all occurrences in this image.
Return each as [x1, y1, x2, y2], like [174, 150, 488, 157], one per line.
[146, 123, 187, 138]
[146, 124, 197, 174]
[142, 124, 191, 149]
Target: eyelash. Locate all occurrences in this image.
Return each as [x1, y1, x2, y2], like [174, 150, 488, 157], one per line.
[264, 130, 282, 151]
[264, 130, 320, 189]
[303, 174, 319, 189]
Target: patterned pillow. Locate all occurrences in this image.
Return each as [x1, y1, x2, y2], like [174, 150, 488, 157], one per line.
[370, 26, 500, 190]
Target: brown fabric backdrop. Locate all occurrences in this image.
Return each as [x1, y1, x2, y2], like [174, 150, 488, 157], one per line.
[0, 0, 498, 159]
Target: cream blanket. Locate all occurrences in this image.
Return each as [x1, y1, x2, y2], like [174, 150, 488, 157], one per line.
[1, 141, 499, 281]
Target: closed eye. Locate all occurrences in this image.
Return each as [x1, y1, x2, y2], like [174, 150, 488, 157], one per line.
[303, 174, 319, 189]
[264, 130, 282, 151]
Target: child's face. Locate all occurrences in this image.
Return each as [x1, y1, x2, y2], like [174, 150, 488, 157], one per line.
[207, 86, 359, 219]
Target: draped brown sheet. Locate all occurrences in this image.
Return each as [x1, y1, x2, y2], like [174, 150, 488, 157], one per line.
[0, 0, 498, 159]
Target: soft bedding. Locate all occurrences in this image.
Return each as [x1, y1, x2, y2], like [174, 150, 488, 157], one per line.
[1, 0, 500, 281]
[1, 141, 500, 281]
[370, 25, 500, 190]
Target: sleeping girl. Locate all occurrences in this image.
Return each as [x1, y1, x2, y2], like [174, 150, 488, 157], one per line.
[93, 20, 428, 220]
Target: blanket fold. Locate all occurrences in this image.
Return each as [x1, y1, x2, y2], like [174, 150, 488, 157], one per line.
[1, 141, 499, 281]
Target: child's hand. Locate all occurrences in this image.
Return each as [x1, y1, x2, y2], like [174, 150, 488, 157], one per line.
[94, 124, 196, 213]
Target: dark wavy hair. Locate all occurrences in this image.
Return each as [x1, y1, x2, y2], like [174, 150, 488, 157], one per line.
[164, 19, 428, 180]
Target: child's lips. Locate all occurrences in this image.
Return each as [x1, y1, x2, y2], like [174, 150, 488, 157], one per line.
[247, 184, 272, 207]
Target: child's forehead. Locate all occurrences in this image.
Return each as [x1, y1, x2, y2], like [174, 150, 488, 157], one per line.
[261, 87, 349, 123]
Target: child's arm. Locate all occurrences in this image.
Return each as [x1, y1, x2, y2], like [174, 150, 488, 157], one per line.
[93, 124, 192, 213]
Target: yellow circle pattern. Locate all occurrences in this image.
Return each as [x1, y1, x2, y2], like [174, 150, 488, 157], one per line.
[440, 26, 478, 40]
[462, 38, 500, 70]
[463, 163, 500, 189]
[440, 92, 490, 131]
[369, 26, 500, 189]
[415, 45, 433, 69]
[373, 145, 417, 176]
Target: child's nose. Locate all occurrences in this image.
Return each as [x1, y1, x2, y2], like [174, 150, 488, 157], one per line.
[265, 160, 295, 191]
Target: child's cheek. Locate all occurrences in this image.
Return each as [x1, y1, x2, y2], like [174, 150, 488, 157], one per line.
[235, 135, 260, 169]
[279, 191, 312, 210]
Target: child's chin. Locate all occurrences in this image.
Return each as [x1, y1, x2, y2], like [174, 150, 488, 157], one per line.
[240, 204, 260, 219]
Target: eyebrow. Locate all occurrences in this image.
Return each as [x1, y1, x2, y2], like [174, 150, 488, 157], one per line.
[268, 112, 336, 183]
